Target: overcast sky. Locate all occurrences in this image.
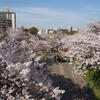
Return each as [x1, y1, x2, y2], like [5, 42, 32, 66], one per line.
[0, 0, 100, 29]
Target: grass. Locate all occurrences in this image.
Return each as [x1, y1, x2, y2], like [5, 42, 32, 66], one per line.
[84, 70, 93, 85]
[94, 87, 100, 100]
[84, 70, 100, 100]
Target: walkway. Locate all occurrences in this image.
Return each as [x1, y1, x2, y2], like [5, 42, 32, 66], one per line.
[48, 63, 96, 100]
[48, 63, 85, 87]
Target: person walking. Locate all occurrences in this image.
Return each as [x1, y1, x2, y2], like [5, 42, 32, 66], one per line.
[54, 55, 58, 64]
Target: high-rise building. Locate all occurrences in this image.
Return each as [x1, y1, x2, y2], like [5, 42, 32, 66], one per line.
[68, 26, 73, 32]
[0, 8, 16, 29]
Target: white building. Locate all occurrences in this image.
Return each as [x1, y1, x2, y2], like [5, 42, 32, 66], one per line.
[68, 26, 73, 32]
[0, 8, 16, 29]
[38, 29, 54, 35]
[38, 29, 48, 35]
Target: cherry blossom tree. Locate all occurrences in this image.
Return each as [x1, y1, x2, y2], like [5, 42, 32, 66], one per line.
[0, 29, 65, 100]
[62, 21, 100, 75]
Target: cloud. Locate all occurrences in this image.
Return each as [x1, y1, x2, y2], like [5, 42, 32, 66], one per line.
[13, 7, 92, 29]
[14, 7, 62, 16]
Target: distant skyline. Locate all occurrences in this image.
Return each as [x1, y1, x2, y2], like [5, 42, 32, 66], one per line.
[0, 0, 100, 29]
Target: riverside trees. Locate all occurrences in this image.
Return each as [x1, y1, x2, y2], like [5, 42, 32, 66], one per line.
[0, 29, 65, 100]
[63, 21, 100, 75]
[59, 22, 100, 98]
[1, 21, 100, 99]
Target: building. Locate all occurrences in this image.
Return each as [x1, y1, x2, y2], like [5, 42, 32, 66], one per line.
[55, 28, 68, 34]
[48, 29, 54, 34]
[38, 29, 54, 35]
[68, 26, 73, 32]
[0, 8, 16, 30]
[38, 29, 48, 35]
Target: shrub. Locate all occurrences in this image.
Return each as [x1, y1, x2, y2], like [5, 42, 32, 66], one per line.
[92, 69, 100, 89]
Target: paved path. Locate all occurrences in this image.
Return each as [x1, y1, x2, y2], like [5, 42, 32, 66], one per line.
[48, 63, 85, 87]
[48, 63, 96, 100]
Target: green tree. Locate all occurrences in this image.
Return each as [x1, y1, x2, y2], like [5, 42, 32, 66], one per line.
[23, 28, 28, 32]
[28, 27, 38, 35]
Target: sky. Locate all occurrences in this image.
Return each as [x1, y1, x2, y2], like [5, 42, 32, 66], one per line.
[0, 0, 100, 29]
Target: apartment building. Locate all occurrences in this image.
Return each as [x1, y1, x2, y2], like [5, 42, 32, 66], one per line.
[0, 8, 16, 29]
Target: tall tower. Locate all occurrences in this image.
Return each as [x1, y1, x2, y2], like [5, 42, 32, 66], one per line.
[0, 8, 16, 29]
